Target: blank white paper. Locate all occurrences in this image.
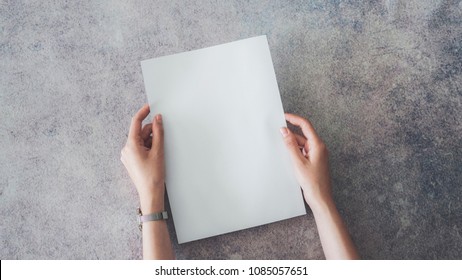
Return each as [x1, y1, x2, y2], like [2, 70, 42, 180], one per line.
[141, 35, 306, 243]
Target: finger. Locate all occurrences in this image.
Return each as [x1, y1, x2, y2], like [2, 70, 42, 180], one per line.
[145, 137, 152, 149]
[141, 123, 153, 142]
[294, 133, 307, 147]
[285, 113, 321, 145]
[151, 114, 164, 156]
[280, 127, 305, 164]
[128, 104, 150, 142]
[141, 122, 153, 148]
[294, 133, 309, 156]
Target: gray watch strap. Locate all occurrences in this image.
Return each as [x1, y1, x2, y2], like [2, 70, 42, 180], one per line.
[140, 211, 168, 222]
[137, 208, 168, 231]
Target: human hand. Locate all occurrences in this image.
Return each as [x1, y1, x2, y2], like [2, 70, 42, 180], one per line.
[280, 113, 333, 213]
[280, 114, 360, 259]
[121, 104, 165, 213]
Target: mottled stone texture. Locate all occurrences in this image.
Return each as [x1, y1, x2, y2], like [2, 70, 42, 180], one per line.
[0, 0, 461, 259]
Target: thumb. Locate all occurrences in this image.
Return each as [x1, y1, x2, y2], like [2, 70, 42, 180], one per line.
[151, 114, 164, 156]
[280, 127, 304, 165]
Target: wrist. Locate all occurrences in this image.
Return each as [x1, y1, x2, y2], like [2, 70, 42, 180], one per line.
[140, 197, 165, 214]
[309, 197, 337, 218]
[138, 186, 165, 213]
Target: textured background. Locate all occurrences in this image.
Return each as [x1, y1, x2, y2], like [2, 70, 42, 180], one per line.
[1, 0, 461, 259]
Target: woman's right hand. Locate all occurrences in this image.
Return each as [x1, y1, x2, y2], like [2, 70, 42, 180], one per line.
[281, 113, 360, 260]
[280, 113, 334, 213]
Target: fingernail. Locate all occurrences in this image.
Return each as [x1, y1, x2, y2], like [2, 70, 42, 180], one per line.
[280, 127, 289, 137]
[156, 114, 162, 124]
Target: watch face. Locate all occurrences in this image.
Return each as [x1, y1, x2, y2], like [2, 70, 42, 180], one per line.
[162, 211, 168, 219]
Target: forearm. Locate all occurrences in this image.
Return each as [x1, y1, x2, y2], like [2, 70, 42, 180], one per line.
[142, 220, 174, 260]
[311, 199, 359, 260]
[140, 189, 175, 260]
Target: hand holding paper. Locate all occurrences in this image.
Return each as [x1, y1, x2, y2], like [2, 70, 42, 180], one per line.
[121, 104, 165, 211]
[281, 113, 333, 212]
[280, 113, 360, 259]
[121, 104, 174, 259]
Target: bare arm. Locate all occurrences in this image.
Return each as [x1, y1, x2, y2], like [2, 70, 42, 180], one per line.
[281, 113, 359, 260]
[121, 104, 174, 260]
[140, 189, 174, 259]
[311, 199, 359, 259]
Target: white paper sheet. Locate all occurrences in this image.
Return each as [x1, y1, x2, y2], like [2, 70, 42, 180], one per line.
[141, 35, 306, 243]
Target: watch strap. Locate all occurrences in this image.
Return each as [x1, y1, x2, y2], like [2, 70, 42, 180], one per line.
[137, 208, 168, 231]
[140, 211, 168, 222]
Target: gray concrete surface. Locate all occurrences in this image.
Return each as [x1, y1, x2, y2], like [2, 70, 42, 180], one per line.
[1, 0, 461, 259]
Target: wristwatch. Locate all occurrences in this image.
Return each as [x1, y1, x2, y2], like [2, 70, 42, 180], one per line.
[137, 207, 168, 231]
